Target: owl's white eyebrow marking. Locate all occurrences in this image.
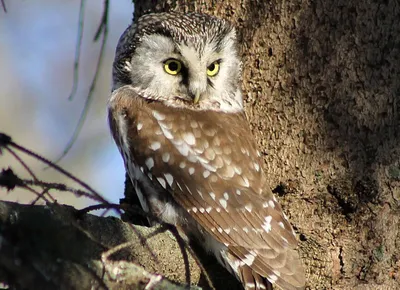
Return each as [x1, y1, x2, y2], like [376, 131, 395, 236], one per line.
[145, 158, 154, 170]
[262, 216, 272, 232]
[149, 141, 161, 151]
[137, 122, 143, 130]
[268, 200, 275, 208]
[162, 152, 170, 162]
[157, 177, 166, 188]
[182, 132, 196, 145]
[164, 173, 174, 186]
[188, 167, 195, 175]
[203, 170, 210, 178]
[152, 110, 166, 121]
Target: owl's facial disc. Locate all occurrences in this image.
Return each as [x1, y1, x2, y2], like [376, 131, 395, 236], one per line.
[127, 29, 243, 112]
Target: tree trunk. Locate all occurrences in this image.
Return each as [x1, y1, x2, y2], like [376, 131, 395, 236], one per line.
[131, 1, 400, 289]
[1, 1, 399, 289]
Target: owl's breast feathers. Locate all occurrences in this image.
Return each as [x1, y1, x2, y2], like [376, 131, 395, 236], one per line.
[108, 86, 305, 290]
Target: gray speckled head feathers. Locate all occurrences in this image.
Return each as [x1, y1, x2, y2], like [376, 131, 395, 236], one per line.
[113, 12, 234, 87]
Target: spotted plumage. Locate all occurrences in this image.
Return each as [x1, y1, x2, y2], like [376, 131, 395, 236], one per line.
[109, 12, 305, 290]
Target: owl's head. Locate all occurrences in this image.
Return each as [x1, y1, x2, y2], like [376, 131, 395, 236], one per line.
[112, 12, 243, 113]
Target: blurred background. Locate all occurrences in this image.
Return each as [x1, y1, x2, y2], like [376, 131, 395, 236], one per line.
[0, 0, 133, 210]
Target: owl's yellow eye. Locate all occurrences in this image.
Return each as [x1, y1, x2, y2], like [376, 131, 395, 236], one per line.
[164, 59, 182, 75]
[207, 61, 220, 77]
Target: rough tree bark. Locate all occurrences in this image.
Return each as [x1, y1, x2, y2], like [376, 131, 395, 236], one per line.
[132, 0, 400, 289]
[1, 0, 399, 289]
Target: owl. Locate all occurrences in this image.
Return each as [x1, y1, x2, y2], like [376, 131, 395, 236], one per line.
[108, 12, 305, 290]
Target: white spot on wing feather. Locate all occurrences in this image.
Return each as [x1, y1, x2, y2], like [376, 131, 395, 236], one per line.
[210, 192, 216, 200]
[152, 111, 165, 121]
[162, 152, 170, 163]
[145, 158, 154, 170]
[262, 216, 273, 232]
[182, 132, 196, 145]
[219, 198, 227, 209]
[242, 252, 256, 266]
[245, 204, 253, 212]
[268, 200, 275, 208]
[164, 173, 174, 186]
[157, 177, 166, 189]
[149, 142, 161, 151]
[203, 170, 210, 178]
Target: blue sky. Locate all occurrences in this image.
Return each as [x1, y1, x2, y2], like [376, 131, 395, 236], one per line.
[0, 0, 133, 209]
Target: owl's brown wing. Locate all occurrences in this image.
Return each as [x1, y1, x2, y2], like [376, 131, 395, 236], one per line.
[109, 86, 305, 290]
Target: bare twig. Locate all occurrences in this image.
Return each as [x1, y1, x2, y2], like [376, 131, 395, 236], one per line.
[0, 0, 6, 13]
[53, 0, 110, 164]
[68, 0, 87, 101]
[5, 146, 39, 181]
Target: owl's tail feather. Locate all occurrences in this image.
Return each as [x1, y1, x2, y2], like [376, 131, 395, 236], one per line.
[229, 246, 305, 290]
[238, 265, 272, 290]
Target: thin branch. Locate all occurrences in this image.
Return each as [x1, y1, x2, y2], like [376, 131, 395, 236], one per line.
[4, 146, 38, 181]
[22, 178, 104, 202]
[68, 0, 86, 101]
[7, 139, 107, 204]
[31, 187, 55, 205]
[52, 0, 109, 164]
[22, 184, 51, 204]
[1, 0, 6, 13]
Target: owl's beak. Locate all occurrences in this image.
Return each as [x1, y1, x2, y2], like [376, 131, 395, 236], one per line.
[193, 92, 200, 104]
